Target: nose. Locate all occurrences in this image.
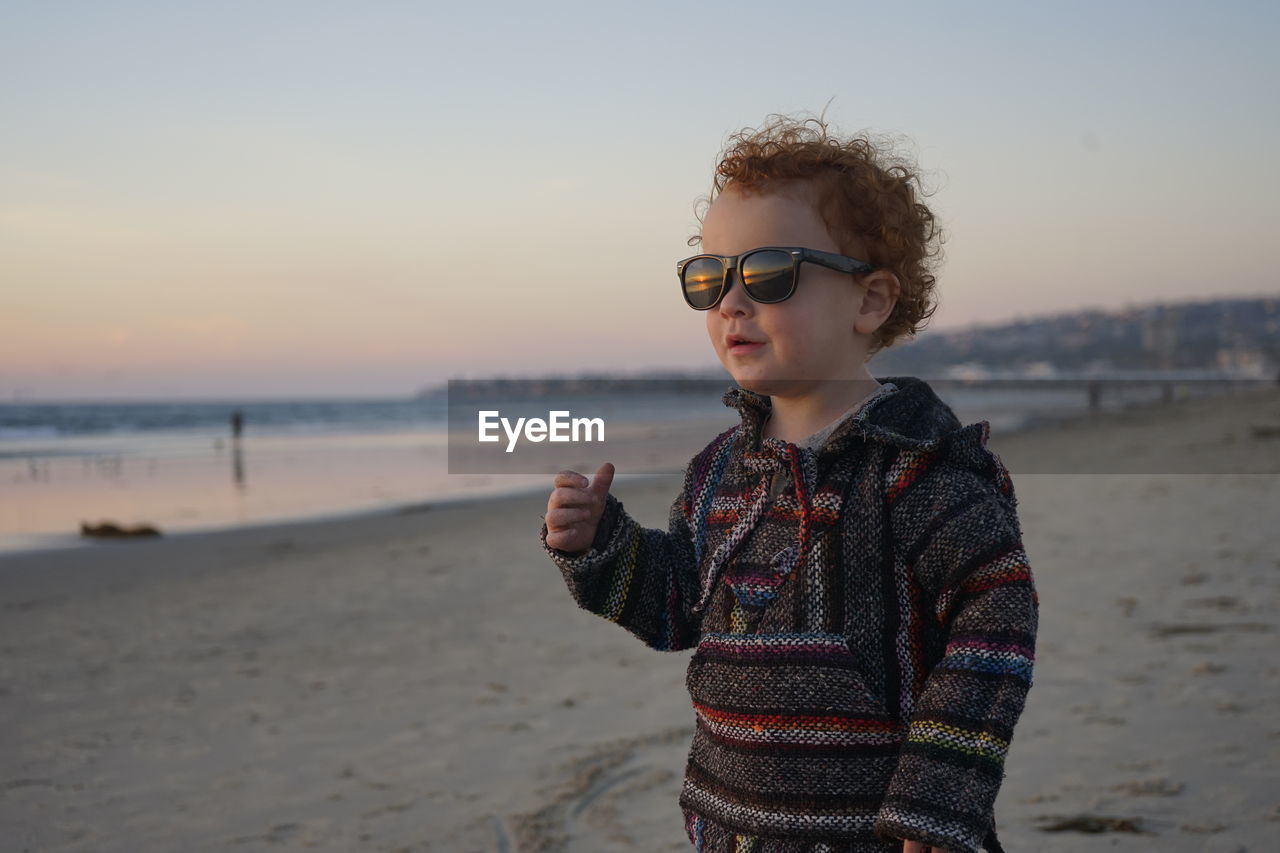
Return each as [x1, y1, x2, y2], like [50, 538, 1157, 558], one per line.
[716, 268, 753, 317]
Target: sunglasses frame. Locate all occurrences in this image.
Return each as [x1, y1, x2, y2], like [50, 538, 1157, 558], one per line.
[676, 246, 877, 310]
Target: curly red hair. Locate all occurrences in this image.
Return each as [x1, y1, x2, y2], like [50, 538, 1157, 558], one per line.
[693, 114, 944, 356]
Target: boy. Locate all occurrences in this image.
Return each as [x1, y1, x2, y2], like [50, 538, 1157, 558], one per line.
[540, 115, 1038, 853]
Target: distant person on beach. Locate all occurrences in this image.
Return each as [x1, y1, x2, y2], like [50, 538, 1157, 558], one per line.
[540, 114, 1039, 853]
[231, 410, 244, 439]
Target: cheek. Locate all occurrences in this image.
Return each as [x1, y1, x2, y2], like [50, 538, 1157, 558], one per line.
[766, 312, 803, 349]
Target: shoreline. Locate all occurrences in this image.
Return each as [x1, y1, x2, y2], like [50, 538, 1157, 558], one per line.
[5, 382, 1276, 558]
[0, 471, 681, 562]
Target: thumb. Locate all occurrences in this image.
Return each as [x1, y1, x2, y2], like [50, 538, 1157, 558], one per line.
[589, 462, 615, 500]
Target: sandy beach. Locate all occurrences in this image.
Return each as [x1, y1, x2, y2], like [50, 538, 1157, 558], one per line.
[2, 386, 1278, 852]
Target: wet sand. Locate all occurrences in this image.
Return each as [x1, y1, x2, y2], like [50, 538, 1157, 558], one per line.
[2, 386, 1278, 851]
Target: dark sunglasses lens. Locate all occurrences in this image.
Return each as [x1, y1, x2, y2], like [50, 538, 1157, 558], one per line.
[741, 251, 795, 302]
[682, 257, 725, 309]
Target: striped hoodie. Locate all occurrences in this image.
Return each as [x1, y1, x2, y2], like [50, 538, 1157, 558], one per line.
[539, 376, 1039, 853]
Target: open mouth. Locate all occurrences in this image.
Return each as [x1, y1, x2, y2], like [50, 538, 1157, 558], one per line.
[728, 336, 765, 352]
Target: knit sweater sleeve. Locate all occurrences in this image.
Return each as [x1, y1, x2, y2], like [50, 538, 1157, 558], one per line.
[538, 463, 703, 653]
[874, 455, 1039, 853]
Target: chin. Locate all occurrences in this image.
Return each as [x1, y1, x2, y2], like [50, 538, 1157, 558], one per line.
[733, 377, 771, 394]
[728, 375, 804, 398]
[721, 354, 816, 397]
[733, 369, 851, 400]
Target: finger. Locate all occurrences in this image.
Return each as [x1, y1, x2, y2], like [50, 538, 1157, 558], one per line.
[544, 506, 593, 530]
[549, 485, 595, 509]
[544, 529, 586, 552]
[553, 470, 589, 489]
[589, 462, 615, 498]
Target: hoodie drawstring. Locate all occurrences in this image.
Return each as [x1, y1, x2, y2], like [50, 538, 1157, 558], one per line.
[692, 442, 816, 617]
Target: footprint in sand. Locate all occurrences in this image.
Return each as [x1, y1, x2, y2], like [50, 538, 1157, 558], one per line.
[1108, 777, 1184, 797]
[1184, 594, 1245, 612]
[501, 725, 693, 853]
[1034, 814, 1150, 835]
[1148, 621, 1272, 638]
[1192, 661, 1227, 675]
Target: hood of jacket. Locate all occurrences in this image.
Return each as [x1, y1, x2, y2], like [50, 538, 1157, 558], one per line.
[721, 376, 1003, 486]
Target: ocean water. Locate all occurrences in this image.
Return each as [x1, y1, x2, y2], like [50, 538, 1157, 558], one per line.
[0, 380, 1236, 554]
[0, 391, 731, 553]
[0, 398, 450, 446]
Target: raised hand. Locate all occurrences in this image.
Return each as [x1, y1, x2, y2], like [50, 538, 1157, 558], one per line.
[544, 462, 616, 555]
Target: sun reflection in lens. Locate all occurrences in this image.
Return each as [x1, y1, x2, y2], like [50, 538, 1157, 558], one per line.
[682, 257, 726, 309]
[741, 250, 794, 301]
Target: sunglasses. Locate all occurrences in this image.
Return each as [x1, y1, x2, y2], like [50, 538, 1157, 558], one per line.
[677, 246, 876, 310]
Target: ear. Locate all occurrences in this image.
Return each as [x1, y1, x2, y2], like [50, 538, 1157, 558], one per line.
[853, 268, 900, 335]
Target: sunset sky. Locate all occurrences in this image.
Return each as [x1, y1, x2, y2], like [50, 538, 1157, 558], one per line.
[2, 1, 1276, 400]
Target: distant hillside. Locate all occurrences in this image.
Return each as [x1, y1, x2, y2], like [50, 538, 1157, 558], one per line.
[873, 295, 1279, 377]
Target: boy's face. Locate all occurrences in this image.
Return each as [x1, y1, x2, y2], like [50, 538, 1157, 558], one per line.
[700, 181, 878, 397]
